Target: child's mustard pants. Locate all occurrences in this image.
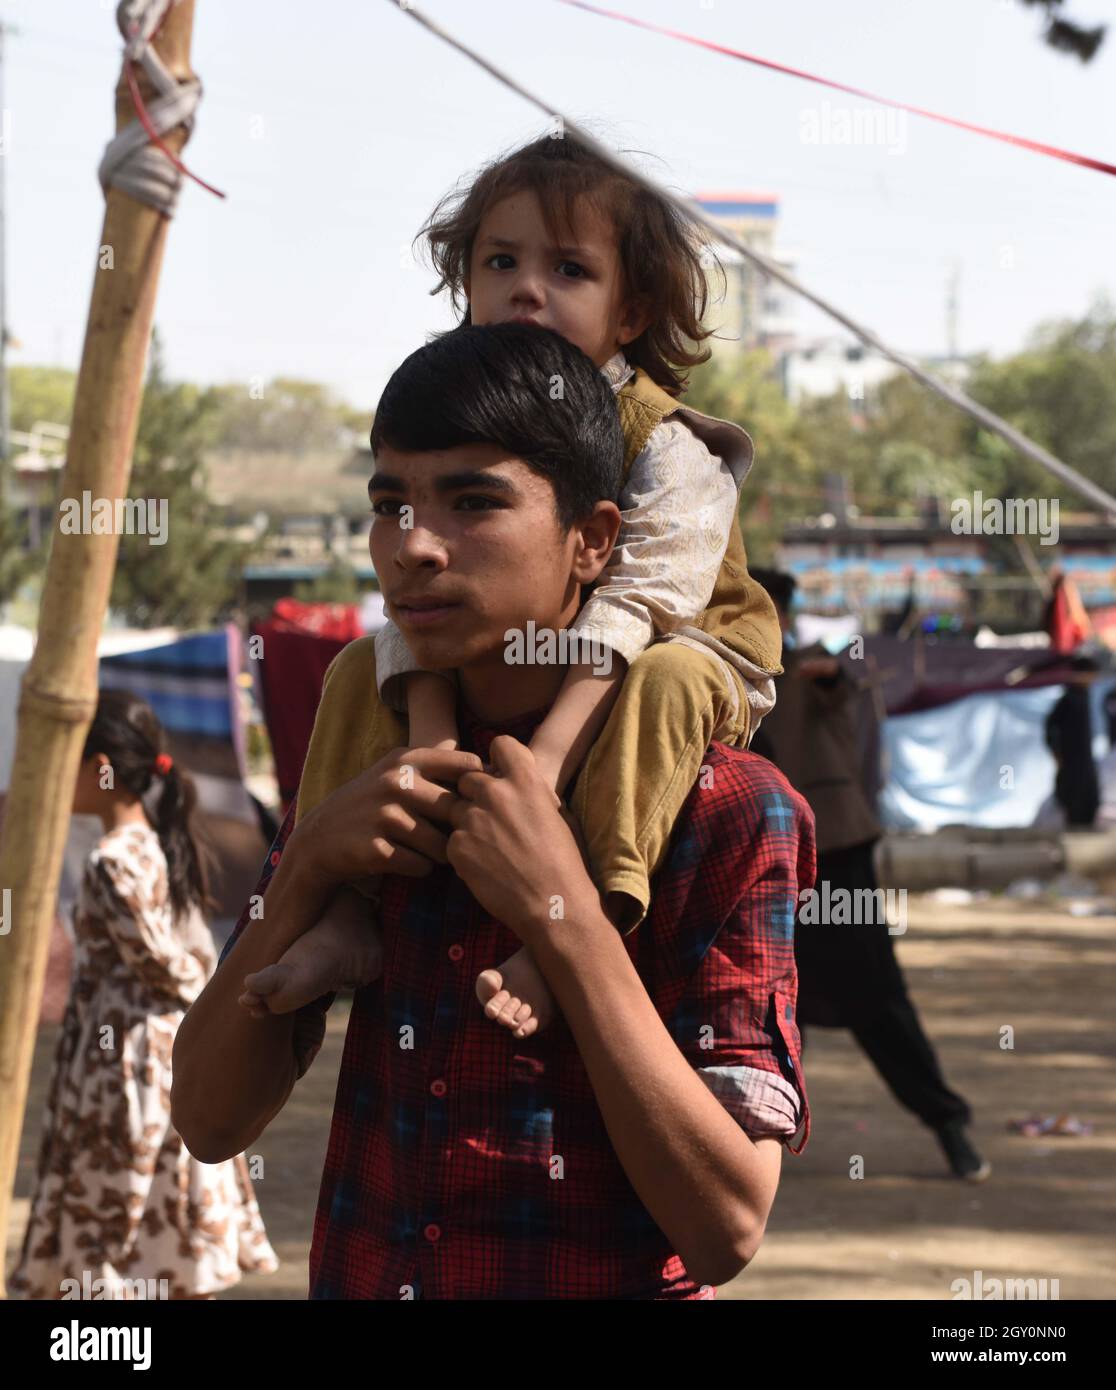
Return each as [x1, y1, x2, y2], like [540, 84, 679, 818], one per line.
[568, 639, 751, 933]
[296, 638, 750, 934]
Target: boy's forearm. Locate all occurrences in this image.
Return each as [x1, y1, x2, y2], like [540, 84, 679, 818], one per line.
[525, 901, 777, 1286]
[530, 660, 626, 793]
[171, 844, 335, 1161]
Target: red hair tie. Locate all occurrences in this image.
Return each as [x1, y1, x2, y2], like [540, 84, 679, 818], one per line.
[154, 753, 174, 775]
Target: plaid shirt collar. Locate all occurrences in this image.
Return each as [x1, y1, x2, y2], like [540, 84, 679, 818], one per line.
[457, 698, 550, 756]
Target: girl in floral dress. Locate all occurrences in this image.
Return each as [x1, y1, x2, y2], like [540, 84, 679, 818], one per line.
[10, 690, 278, 1299]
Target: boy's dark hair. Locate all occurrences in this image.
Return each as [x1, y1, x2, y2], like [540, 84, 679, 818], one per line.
[82, 689, 216, 918]
[417, 131, 721, 397]
[750, 567, 798, 615]
[371, 322, 624, 529]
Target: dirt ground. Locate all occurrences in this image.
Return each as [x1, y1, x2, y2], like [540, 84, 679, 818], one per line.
[7, 893, 1115, 1300]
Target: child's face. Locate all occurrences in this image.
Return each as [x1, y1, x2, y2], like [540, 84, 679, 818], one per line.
[464, 188, 648, 368]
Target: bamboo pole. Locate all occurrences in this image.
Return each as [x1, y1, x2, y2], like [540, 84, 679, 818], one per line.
[0, 1, 197, 1296]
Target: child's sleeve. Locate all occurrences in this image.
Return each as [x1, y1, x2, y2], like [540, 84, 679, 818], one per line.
[85, 849, 210, 1008]
[568, 418, 738, 666]
[374, 619, 453, 714]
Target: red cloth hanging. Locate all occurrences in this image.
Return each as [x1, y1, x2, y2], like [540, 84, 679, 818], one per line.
[254, 602, 364, 807]
[1046, 574, 1093, 654]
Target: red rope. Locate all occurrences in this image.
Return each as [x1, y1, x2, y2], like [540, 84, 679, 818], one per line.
[124, 11, 226, 202]
[558, 0, 1116, 179]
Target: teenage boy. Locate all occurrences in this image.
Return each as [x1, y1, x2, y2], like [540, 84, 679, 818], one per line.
[173, 324, 814, 1299]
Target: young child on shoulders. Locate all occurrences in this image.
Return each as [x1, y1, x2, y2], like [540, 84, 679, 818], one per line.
[240, 132, 783, 1039]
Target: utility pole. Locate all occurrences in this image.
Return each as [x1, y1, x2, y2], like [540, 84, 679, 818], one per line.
[0, 1, 200, 1296]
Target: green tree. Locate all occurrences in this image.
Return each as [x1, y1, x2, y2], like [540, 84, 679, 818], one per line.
[208, 377, 361, 453]
[109, 331, 260, 628]
[963, 294, 1116, 505]
[8, 365, 77, 434]
[0, 502, 40, 607]
[684, 298, 1116, 540]
[849, 372, 974, 513]
[3, 365, 75, 605]
[684, 350, 821, 561]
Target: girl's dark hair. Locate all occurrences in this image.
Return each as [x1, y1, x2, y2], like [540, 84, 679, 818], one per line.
[371, 321, 624, 527]
[417, 131, 722, 397]
[82, 689, 216, 919]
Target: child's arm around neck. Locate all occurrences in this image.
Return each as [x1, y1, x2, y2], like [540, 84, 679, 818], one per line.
[528, 659, 627, 796]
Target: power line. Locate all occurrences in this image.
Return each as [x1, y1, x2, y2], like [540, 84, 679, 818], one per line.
[386, 0, 1116, 520]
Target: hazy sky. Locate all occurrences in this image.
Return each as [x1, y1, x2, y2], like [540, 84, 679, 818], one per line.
[7, 0, 1116, 409]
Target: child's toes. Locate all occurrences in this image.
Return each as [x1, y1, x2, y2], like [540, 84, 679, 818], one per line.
[244, 964, 285, 998]
[483, 988, 511, 1019]
[243, 963, 303, 1013]
[495, 996, 528, 1029]
[238, 989, 269, 1019]
[513, 1013, 539, 1040]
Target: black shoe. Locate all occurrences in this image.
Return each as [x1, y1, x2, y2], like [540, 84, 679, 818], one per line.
[935, 1120, 992, 1182]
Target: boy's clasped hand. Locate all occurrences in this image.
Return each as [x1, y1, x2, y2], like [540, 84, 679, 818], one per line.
[238, 741, 594, 1035]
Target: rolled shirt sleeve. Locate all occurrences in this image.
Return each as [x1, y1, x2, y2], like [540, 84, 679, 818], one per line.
[696, 1063, 803, 1141]
[666, 762, 815, 1152]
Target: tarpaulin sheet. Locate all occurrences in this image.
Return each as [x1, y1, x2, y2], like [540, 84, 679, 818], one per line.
[880, 686, 1064, 831]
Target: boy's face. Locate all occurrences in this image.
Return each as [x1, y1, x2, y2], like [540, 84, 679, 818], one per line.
[464, 188, 648, 367]
[368, 441, 619, 676]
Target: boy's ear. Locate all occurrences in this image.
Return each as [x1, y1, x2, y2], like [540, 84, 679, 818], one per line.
[570, 501, 622, 586]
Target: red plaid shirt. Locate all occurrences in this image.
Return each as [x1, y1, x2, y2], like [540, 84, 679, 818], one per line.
[220, 706, 815, 1299]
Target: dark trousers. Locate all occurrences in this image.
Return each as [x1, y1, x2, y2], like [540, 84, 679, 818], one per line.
[800, 1000, 971, 1130]
[797, 842, 971, 1131]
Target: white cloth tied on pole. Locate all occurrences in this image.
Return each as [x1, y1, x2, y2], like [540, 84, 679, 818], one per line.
[97, 0, 201, 218]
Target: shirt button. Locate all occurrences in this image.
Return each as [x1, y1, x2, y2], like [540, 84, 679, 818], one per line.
[448, 944, 464, 961]
[423, 1223, 441, 1243]
[430, 1079, 447, 1097]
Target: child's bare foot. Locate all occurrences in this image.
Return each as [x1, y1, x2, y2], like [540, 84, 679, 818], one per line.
[475, 945, 557, 1039]
[240, 905, 383, 1017]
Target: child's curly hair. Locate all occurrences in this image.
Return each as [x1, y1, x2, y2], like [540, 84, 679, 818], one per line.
[416, 130, 724, 398]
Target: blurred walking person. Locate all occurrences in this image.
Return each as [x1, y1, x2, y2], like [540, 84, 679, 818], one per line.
[9, 691, 278, 1299]
[750, 571, 990, 1182]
